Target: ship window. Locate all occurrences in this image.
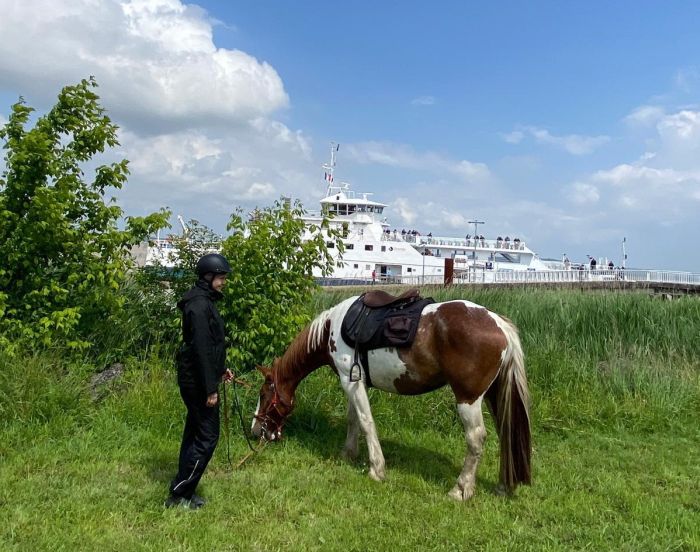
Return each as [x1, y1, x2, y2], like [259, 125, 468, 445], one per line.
[365, 264, 371, 270]
[342, 223, 349, 238]
[345, 243, 354, 250]
[353, 264, 359, 268]
[339, 204, 348, 215]
[381, 246, 386, 252]
[357, 205, 366, 212]
[326, 241, 335, 249]
[407, 267, 412, 273]
[365, 245, 373, 251]
[348, 204, 356, 213]
[376, 207, 383, 214]
[367, 206, 374, 213]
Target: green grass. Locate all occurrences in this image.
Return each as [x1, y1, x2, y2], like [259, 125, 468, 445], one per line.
[1, 288, 699, 551]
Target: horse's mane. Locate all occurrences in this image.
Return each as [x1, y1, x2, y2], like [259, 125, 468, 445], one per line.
[276, 307, 334, 379]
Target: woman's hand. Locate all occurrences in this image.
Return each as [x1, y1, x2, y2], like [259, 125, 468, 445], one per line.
[206, 392, 218, 407]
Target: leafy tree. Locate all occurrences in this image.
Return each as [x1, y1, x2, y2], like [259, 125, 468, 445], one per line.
[0, 78, 169, 354]
[118, 202, 341, 371]
[220, 200, 342, 372]
[120, 219, 223, 353]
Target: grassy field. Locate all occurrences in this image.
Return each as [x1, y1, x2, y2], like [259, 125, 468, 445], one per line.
[1, 287, 699, 551]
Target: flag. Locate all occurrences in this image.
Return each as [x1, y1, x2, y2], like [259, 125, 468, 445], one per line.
[324, 172, 333, 183]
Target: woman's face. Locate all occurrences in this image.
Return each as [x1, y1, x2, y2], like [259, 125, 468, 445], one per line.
[211, 273, 227, 292]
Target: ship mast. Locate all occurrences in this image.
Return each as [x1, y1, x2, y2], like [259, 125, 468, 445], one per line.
[322, 141, 339, 196]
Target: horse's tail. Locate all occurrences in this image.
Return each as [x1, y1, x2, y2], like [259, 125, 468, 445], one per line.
[486, 314, 532, 492]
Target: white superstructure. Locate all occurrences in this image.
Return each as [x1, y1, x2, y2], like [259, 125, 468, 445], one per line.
[301, 143, 549, 284]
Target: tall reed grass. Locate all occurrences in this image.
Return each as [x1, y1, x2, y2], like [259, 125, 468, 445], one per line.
[309, 287, 700, 433]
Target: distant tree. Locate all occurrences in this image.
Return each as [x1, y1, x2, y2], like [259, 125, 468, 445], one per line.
[126, 202, 341, 370]
[220, 200, 342, 372]
[0, 78, 169, 354]
[123, 219, 223, 352]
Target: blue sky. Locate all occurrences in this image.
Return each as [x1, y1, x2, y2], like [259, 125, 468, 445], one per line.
[1, 1, 700, 270]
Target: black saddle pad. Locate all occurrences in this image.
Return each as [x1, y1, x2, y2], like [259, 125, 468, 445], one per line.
[341, 293, 435, 351]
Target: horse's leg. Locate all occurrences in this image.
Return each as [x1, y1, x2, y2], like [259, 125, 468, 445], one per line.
[448, 397, 486, 501]
[340, 380, 386, 481]
[341, 400, 360, 462]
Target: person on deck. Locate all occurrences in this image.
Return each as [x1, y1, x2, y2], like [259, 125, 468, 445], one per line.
[165, 253, 234, 509]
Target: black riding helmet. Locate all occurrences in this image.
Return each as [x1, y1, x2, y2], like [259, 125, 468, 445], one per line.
[196, 253, 232, 278]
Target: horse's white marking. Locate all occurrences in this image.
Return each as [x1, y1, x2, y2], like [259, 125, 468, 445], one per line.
[251, 396, 261, 432]
[429, 299, 485, 314]
[487, 311, 511, 363]
[340, 378, 385, 481]
[449, 397, 487, 501]
[366, 348, 406, 393]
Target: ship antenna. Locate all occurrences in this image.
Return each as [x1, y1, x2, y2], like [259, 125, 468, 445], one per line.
[322, 141, 339, 196]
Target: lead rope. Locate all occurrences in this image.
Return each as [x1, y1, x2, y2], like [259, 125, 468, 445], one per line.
[221, 372, 268, 470]
[222, 380, 232, 467]
[231, 376, 260, 454]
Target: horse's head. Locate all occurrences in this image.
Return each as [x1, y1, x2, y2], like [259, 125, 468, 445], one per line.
[251, 361, 294, 442]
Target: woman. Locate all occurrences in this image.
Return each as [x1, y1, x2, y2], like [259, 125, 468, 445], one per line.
[166, 253, 233, 509]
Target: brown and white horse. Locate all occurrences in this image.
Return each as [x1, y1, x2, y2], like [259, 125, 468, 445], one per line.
[251, 296, 532, 500]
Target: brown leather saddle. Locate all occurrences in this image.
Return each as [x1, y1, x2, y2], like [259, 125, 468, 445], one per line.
[360, 288, 420, 308]
[340, 289, 434, 386]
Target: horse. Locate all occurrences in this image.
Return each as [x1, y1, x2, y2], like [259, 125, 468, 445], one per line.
[251, 295, 532, 501]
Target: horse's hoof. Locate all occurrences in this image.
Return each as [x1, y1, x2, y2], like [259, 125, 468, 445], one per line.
[369, 467, 386, 482]
[448, 485, 474, 501]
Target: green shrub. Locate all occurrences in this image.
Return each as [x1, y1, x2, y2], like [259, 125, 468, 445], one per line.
[0, 79, 169, 355]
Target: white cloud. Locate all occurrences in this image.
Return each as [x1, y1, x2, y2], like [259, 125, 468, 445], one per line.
[115, 117, 317, 219]
[0, 0, 288, 133]
[393, 197, 417, 224]
[249, 118, 312, 160]
[451, 160, 490, 180]
[656, 110, 700, 143]
[526, 126, 610, 155]
[440, 209, 468, 229]
[567, 182, 600, 204]
[410, 96, 435, 106]
[567, 107, 700, 220]
[0, 0, 319, 229]
[345, 141, 491, 183]
[503, 126, 609, 155]
[502, 130, 524, 144]
[624, 105, 665, 126]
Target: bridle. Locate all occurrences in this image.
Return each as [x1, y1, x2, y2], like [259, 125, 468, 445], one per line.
[253, 374, 292, 441]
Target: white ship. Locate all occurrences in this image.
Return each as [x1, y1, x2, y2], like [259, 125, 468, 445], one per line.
[301, 143, 549, 285]
[137, 143, 700, 290]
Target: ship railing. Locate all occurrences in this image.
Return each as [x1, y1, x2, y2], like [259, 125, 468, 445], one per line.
[489, 269, 700, 286]
[321, 269, 700, 287]
[417, 237, 527, 251]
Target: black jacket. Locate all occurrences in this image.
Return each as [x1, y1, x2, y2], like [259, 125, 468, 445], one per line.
[176, 280, 226, 395]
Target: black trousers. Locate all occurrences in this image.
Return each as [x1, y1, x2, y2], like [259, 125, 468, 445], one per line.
[169, 385, 220, 499]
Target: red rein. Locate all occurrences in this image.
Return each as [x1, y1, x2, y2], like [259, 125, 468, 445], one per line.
[254, 376, 291, 441]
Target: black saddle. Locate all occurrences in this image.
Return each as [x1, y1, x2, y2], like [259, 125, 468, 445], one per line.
[340, 289, 434, 386]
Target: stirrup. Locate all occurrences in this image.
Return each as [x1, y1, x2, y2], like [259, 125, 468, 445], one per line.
[349, 362, 362, 382]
